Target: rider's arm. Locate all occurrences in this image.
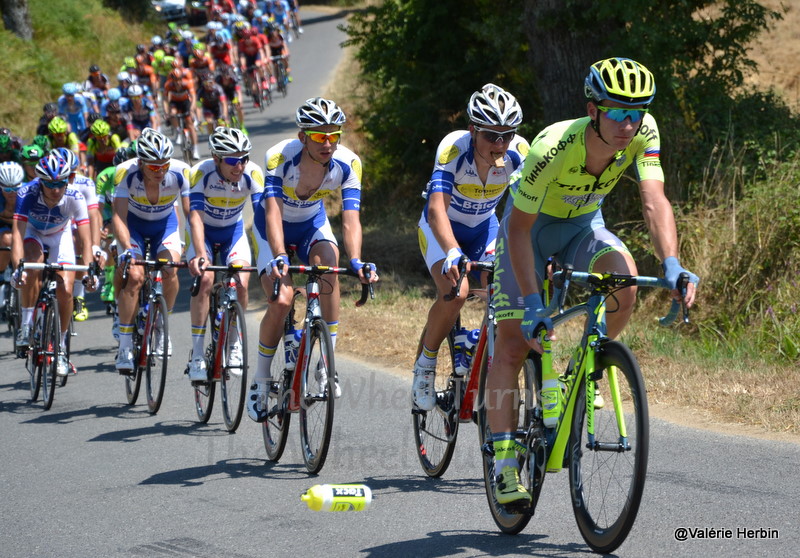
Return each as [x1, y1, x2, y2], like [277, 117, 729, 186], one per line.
[88, 206, 103, 251]
[10, 218, 26, 269]
[507, 205, 540, 298]
[427, 191, 459, 256]
[187, 209, 206, 275]
[111, 196, 132, 252]
[264, 195, 287, 279]
[76, 221, 94, 278]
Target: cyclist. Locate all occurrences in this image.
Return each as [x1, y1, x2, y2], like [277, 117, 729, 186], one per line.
[127, 84, 160, 141]
[111, 128, 190, 373]
[215, 64, 246, 133]
[19, 144, 45, 182]
[197, 78, 229, 134]
[55, 148, 103, 323]
[11, 151, 97, 376]
[185, 127, 262, 380]
[0, 133, 21, 164]
[46, 117, 83, 168]
[265, 23, 291, 84]
[86, 119, 122, 180]
[164, 69, 201, 161]
[0, 162, 25, 303]
[247, 97, 379, 422]
[487, 58, 699, 505]
[411, 84, 528, 411]
[58, 82, 90, 134]
[84, 64, 110, 99]
[35, 103, 60, 137]
[238, 27, 270, 102]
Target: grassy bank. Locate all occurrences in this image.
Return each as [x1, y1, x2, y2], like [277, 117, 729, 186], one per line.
[0, 0, 155, 138]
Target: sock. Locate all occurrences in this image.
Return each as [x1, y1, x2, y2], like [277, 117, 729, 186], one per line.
[254, 342, 277, 382]
[191, 325, 206, 359]
[118, 323, 134, 349]
[73, 282, 85, 299]
[326, 321, 338, 350]
[22, 307, 33, 327]
[416, 344, 438, 369]
[61, 331, 68, 349]
[492, 432, 519, 473]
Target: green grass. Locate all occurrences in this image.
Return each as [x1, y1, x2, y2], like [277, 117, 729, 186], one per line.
[1, 0, 156, 138]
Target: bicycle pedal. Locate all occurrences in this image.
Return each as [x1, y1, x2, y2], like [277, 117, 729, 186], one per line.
[500, 500, 531, 515]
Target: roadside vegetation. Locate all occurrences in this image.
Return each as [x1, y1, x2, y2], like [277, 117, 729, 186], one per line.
[334, 1, 800, 435]
[0, 0, 155, 137]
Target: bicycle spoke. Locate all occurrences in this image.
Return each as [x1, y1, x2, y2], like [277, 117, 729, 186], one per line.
[221, 302, 247, 432]
[299, 319, 335, 474]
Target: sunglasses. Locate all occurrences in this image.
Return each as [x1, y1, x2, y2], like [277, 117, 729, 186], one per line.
[143, 161, 170, 172]
[42, 179, 68, 189]
[473, 126, 516, 144]
[596, 105, 649, 123]
[22, 160, 40, 166]
[304, 130, 343, 144]
[221, 155, 249, 166]
[2, 186, 19, 193]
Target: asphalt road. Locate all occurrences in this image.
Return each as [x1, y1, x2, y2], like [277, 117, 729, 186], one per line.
[1, 9, 799, 558]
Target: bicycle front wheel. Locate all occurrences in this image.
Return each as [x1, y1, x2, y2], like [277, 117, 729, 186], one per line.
[59, 315, 74, 388]
[194, 300, 217, 423]
[569, 340, 649, 554]
[145, 295, 169, 414]
[262, 309, 295, 461]
[412, 325, 460, 477]
[220, 301, 247, 432]
[40, 300, 60, 411]
[299, 318, 335, 474]
[477, 348, 537, 534]
[28, 309, 44, 401]
[125, 329, 143, 405]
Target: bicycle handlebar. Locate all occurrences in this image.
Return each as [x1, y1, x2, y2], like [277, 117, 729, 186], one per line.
[545, 267, 690, 326]
[270, 260, 375, 307]
[189, 258, 258, 297]
[22, 262, 90, 273]
[444, 256, 494, 301]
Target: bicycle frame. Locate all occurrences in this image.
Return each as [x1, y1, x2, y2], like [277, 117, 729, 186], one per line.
[538, 270, 686, 472]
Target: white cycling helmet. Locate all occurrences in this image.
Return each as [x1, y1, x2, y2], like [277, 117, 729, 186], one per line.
[467, 83, 523, 127]
[209, 127, 252, 156]
[295, 97, 346, 129]
[0, 161, 25, 188]
[117, 71, 131, 83]
[136, 128, 174, 161]
[54, 147, 79, 172]
[127, 84, 144, 97]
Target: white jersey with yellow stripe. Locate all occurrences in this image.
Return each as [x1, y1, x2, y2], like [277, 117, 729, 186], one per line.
[189, 158, 264, 228]
[423, 130, 529, 229]
[113, 158, 191, 221]
[262, 139, 363, 223]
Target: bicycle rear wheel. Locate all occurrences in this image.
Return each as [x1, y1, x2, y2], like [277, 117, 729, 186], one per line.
[477, 348, 537, 534]
[145, 295, 169, 414]
[125, 329, 143, 405]
[220, 301, 247, 432]
[412, 324, 460, 477]
[569, 340, 649, 554]
[8, 286, 20, 337]
[299, 318, 335, 474]
[40, 300, 60, 411]
[262, 306, 295, 461]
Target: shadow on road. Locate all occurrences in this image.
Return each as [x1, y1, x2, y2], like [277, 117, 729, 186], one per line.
[139, 457, 309, 487]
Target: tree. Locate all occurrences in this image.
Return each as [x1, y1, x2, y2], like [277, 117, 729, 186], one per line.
[1, 0, 33, 40]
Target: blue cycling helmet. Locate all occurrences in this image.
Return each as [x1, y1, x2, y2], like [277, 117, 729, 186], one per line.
[62, 82, 78, 96]
[107, 87, 122, 101]
[54, 147, 79, 172]
[35, 150, 71, 181]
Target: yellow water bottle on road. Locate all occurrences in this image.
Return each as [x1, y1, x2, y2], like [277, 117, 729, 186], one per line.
[301, 484, 372, 511]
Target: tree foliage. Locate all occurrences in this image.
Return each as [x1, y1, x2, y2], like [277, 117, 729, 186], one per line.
[343, 0, 799, 218]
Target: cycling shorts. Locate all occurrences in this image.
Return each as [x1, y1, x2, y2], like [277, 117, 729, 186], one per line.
[23, 228, 76, 265]
[185, 220, 251, 266]
[494, 209, 630, 321]
[126, 211, 182, 260]
[253, 211, 337, 274]
[417, 212, 498, 274]
[202, 104, 222, 119]
[131, 118, 151, 131]
[169, 99, 192, 114]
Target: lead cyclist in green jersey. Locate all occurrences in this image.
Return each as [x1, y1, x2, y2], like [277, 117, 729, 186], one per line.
[487, 57, 699, 504]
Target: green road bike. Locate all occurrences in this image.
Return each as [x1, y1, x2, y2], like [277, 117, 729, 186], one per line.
[478, 265, 690, 553]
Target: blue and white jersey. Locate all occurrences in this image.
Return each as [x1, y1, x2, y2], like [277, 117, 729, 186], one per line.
[14, 180, 89, 235]
[114, 158, 190, 221]
[189, 158, 264, 229]
[262, 139, 362, 223]
[71, 173, 99, 210]
[422, 130, 529, 229]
